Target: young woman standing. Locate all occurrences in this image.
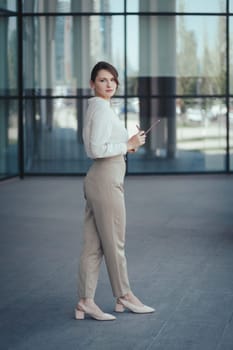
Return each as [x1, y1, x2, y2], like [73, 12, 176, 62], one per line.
[75, 61, 155, 321]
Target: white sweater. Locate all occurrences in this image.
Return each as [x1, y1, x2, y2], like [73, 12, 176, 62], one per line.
[83, 97, 128, 159]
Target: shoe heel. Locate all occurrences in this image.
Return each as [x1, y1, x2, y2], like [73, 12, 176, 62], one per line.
[115, 303, 125, 313]
[75, 308, 85, 320]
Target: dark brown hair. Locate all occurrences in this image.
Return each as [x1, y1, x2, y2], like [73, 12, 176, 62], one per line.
[90, 61, 119, 87]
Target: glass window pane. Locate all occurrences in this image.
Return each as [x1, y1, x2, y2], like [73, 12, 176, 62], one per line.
[177, 16, 226, 95]
[0, 17, 18, 96]
[127, 0, 226, 13]
[127, 15, 226, 96]
[176, 0, 225, 12]
[0, 99, 18, 179]
[24, 98, 91, 174]
[23, 0, 124, 13]
[23, 16, 125, 96]
[230, 17, 233, 94]
[230, 0, 233, 13]
[127, 97, 226, 173]
[0, 0, 17, 12]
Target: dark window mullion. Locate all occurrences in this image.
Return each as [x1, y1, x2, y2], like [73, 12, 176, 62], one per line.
[18, 0, 24, 178]
[226, 0, 230, 172]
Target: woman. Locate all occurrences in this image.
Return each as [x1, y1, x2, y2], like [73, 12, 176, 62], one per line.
[75, 61, 155, 321]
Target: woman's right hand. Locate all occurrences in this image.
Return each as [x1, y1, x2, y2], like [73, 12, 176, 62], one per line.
[127, 131, 146, 152]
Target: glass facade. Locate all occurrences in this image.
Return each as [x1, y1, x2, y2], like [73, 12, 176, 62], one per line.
[23, 0, 124, 13]
[0, 1, 18, 179]
[0, 0, 233, 178]
[127, 97, 227, 173]
[0, 16, 18, 96]
[23, 15, 125, 95]
[127, 0, 225, 12]
[23, 98, 91, 173]
[230, 15, 233, 171]
[0, 0, 17, 11]
[0, 100, 18, 179]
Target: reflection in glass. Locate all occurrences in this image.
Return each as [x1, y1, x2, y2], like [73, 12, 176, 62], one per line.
[127, 98, 226, 173]
[0, 0, 16, 11]
[177, 16, 226, 95]
[127, 14, 176, 97]
[23, 15, 124, 96]
[230, 17, 233, 94]
[24, 98, 91, 173]
[230, 0, 233, 13]
[23, 0, 124, 13]
[0, 100, 18, 179]
[230, 99, 233, 171]
[127, 0, 225, 13]
[127, 15, 226, 96]
[1, 0, 230, 175]
[0, 16, 17, 95]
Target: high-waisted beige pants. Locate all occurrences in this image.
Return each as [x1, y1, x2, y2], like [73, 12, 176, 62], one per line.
[77, 155, 131, 299]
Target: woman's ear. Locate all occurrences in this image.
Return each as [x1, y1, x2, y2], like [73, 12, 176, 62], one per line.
[90, 80, 95, 89]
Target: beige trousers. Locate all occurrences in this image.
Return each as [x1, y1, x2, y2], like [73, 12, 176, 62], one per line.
[77, 155, 131, 299]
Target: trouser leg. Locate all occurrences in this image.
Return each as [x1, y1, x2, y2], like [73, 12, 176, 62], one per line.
[77, 203, 103, 299]
[92, 184, 131, 298]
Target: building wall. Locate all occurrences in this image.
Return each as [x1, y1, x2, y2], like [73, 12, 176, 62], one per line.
[1, 0, 233, 178]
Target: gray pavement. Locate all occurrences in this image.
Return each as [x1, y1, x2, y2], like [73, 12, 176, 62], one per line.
[0, 175, 233, 350]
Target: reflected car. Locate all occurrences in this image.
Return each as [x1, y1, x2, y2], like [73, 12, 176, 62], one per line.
[185, 108, 203, 122]
[208, 104, 227, 120]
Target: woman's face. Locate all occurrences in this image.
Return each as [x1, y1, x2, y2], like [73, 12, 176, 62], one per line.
[90, 69, 117, 100]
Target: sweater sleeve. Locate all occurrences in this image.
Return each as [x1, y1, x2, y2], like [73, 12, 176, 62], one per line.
[89, 106, 127, 158]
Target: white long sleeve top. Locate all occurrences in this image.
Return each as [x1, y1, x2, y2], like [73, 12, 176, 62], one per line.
[83, 97, 128, 159]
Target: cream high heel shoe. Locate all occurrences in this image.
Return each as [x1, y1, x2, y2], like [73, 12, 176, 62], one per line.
[115, 298, 155, 314]
[75, 302, 116, 321]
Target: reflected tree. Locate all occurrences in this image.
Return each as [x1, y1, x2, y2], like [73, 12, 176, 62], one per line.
[177, 16, 199, 96]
